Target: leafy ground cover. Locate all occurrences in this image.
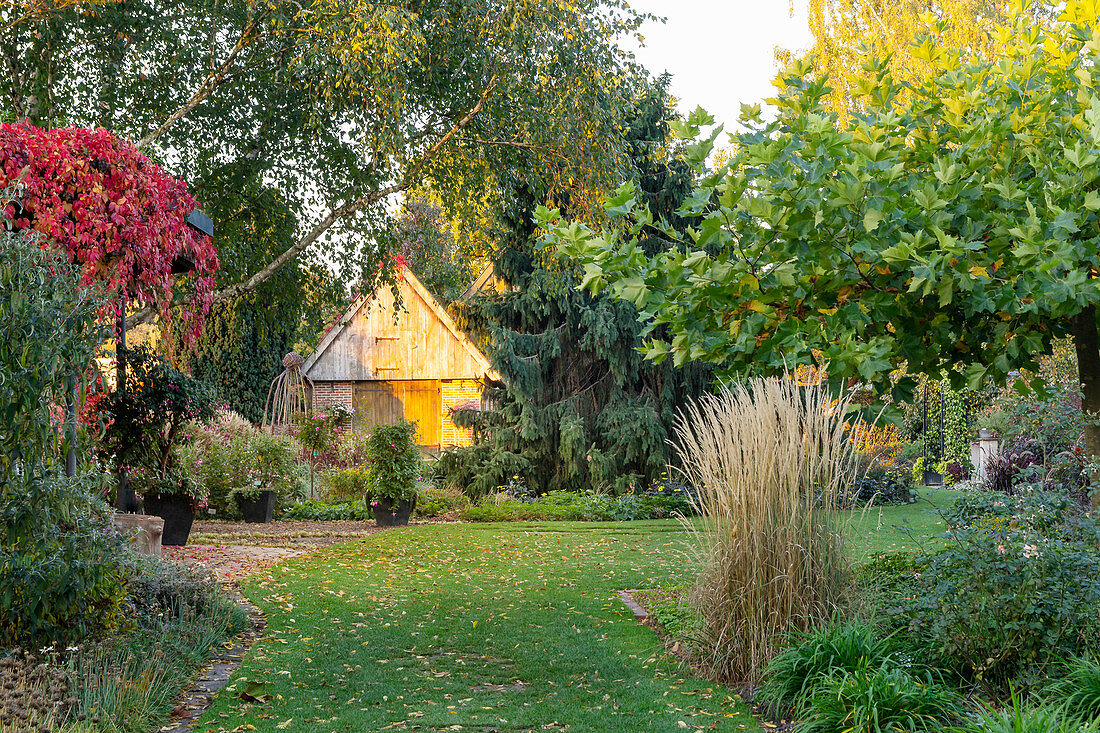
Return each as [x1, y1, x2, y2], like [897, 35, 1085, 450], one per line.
[195, 521, 761, 732]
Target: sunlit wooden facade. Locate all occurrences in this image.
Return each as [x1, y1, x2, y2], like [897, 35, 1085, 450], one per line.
[302, 269, 498, 450]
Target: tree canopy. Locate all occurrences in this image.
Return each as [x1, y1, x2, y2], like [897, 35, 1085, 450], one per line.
[546, 0, 1100, 410]
[786, 0, 1014, 124]
[3, 0, 649, 324]
[0, 123, 215, 338]
[441, 76, 709, 497]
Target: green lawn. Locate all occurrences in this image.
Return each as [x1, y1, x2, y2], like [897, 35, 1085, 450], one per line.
[196, 521, 760, 732]
[847, 487, 961, 560]
[194, 493, 961, 732]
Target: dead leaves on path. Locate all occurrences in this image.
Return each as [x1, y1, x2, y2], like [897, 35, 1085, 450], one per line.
[197, 525, 758, 731]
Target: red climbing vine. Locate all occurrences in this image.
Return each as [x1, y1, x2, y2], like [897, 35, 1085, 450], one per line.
[0, 123, 218, 341]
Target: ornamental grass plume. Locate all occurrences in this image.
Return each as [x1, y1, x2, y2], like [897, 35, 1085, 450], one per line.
[674, 373, 860, 682]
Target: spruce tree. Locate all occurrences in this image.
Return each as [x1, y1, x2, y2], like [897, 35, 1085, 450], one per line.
[441, 77, 711, 497]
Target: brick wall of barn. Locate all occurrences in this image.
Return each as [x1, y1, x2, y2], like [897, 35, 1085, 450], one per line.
[441, 379, 482, 448]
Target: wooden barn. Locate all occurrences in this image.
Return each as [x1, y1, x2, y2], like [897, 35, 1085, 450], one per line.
[302, 268, 499, 450]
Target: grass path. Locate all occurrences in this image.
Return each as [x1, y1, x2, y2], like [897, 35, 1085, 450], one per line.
[195, 521, 760, 732]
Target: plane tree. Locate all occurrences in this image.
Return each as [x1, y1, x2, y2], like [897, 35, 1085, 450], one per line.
[544, 1, 1100, 495]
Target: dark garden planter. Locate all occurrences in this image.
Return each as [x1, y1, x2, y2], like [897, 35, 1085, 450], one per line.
[238, 490, 276, 524]
[923, 469, 945, 487]
[374, 496, 416, 528]
[142, 494, 195, 546]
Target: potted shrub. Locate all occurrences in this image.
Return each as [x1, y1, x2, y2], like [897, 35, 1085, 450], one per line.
[235, 480, 276, 523]
[366, 420, 421, 527]
[97, 346, 217, 544]
[236, 429, 301, 522]
[179, 410, 302, 519]
[137, 472, 201, 545]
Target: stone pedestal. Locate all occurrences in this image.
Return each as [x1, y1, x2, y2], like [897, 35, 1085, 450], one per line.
[112, 513, 164, 555]
[971, 429, 1001, 483]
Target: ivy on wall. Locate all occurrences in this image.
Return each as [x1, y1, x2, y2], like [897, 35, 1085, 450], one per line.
[902, 378, 984, 466]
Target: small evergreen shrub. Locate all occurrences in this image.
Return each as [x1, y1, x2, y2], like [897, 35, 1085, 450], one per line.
[798, 665, 962, 733]
[854, 463, 916, 505]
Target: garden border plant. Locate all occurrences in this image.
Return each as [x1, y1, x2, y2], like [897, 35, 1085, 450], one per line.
[673, 373, 861, 682]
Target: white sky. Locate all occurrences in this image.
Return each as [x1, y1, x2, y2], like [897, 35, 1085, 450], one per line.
[622, 0, 814, 136]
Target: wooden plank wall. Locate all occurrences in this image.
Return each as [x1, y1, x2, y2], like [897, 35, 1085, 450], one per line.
[308, 279, 487, 382]
[352, 380, 443, 447]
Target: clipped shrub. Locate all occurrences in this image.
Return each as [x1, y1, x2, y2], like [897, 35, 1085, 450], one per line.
[757, 619, 896, 713]
[799, 665, 962, 733]
[455, 488, 695, 522]
[673, 374, 860, 681]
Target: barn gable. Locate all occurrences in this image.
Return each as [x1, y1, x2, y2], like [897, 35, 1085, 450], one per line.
[303, 269, 498, 382]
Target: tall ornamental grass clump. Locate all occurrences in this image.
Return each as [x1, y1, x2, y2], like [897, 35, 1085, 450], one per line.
[674, 374, 859, 681]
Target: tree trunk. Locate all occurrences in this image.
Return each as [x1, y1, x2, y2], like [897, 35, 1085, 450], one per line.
[1072, 306, 1100, 510]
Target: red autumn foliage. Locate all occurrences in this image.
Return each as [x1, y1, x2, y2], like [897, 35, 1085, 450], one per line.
[0, 123, 218, 340]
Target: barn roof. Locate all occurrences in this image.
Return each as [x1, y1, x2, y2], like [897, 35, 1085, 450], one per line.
[303, 267, 500, 382]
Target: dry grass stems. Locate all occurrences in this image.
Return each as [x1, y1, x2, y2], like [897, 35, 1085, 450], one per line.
[674, 373, 860, 683]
